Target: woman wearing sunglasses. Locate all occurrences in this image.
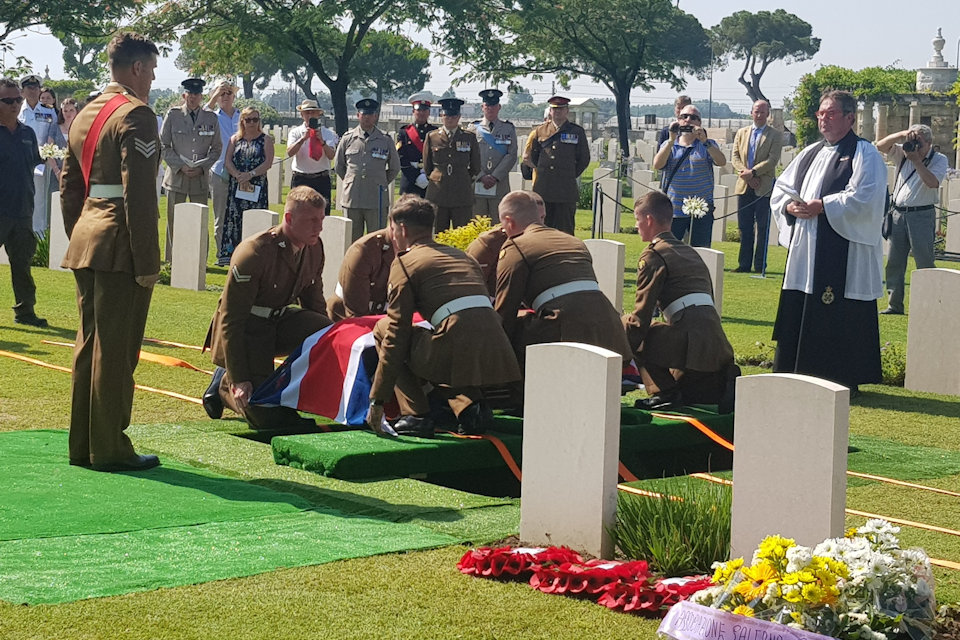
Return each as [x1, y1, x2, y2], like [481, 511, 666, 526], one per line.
[219, 107, 274, 266]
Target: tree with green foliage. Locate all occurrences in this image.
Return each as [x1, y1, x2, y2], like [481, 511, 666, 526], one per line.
[791, 65, 915, 146]
[55, 32, 109, 84]
[42, 79, 97, 103]
[443, 0, 711, 161]
[175, 27, 277, 99]
[351, 31, 429, 105]
[711, 9, 820, 103]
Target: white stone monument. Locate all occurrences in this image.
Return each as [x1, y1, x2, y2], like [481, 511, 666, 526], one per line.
[712, 185, 728, 243]
[595, 177, 622, 234]
[730, 373, 849, 558]
[268, 161, 281, 204]
[170, 202, 209, 291]
[520, 343, 622, 558]
[584, 239, 625, 311]
[48, 198, 69, 271]
[905, 268, 960, 395]
[241, 209, 278, 241]
[321, 215, 353, 298]
[508, 172, 525, 193]
[692, 247, 724, 317]
[947, 199, 960, 254]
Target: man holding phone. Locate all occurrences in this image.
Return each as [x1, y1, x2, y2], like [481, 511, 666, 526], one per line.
[287, 99, 338, 214]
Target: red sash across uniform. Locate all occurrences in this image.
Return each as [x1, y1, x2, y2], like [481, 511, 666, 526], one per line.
[405, 124, 424, 153]
[80, 93, 131, 198]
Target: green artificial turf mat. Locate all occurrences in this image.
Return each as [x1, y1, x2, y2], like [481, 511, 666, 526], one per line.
[846, 434, 960, 482]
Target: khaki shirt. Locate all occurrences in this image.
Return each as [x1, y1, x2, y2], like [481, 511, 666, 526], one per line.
[161, 105, 222, 195]
[466, 118, 518, 199]
[424, 127, 481, 208]
[334, 126, 401, 210]
[465, 226, 508, 297]
[60, 83, 160, 278]
[529, 120, 590, 203]
[326, 230, 395, 320]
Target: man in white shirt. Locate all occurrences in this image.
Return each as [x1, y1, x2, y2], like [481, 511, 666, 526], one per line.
[17, 74, 57, 233]
[770, 90, 887, 394]
[874, 124, 948, 315]
[287, 99, 338, 215]
[205, 80, 241, 254]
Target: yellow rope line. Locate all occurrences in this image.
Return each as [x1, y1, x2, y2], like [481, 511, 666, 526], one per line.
[42, 340, 215, 375]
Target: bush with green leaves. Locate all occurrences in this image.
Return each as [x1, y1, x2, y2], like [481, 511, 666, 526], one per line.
[880, 340, 906, 386]
[612, 477, 731, 577]
[30, 231, 49, 268]
[434, 216, 493, 251]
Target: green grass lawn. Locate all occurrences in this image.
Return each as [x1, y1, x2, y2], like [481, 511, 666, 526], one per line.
[1, 176, 959, 638]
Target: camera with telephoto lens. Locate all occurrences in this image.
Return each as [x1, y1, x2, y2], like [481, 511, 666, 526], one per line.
[902, 137, 921, 153]
[307, 117, 319, 130]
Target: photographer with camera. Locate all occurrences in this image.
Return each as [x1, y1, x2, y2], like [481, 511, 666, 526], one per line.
[875, 124, 948, 315]
[287, 99, 338, 215]
[653, 104, 726, 247]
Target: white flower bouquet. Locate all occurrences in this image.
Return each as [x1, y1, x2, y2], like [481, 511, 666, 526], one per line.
[691, 520, 935, 639]
[681, 196, 709, 218]
[39, 143, 66, 161]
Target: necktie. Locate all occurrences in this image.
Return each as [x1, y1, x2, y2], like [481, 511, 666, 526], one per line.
[307, 128, 323, 161]
[190, 110, 197, 124]
[747, 127, 761, 168]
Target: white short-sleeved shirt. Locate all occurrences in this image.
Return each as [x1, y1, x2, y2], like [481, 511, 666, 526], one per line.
[288, 123, 339, 174]
[886, 145, 949, 208]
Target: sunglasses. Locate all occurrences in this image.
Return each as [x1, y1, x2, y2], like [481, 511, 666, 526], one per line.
[243, 117, 260, 123]
[679, 113, 701, 121]
[0, 96, 25, 105]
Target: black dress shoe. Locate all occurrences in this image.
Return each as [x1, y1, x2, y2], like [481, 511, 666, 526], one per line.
[91, 454, 160, 472]
[393, 415, 434, 438]
[732, 267, 750, 273]
[202, 367, 226, 419]
[879, 307, 904, 315]
[14, 313, 48, 327]
[635, 389, 682, 411]
[457, 401, 493, 435]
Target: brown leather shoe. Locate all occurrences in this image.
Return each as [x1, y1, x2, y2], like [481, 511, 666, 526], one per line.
[91, 454, 160, 472]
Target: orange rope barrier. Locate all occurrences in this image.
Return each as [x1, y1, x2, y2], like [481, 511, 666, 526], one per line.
[846, 471, 960, 498]
[618, 461, 640, 482]
[446, 431, 523, 482]
[143, 337, 204, 351]
[42, 340, 214, 375]
[650, 411, 735, 451]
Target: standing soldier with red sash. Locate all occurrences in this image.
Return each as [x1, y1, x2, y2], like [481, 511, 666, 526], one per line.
[396, 98, 436, 197]
[59, 33, 162, 472]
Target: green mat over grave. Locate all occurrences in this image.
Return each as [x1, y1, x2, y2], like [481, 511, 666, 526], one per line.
[272, 408, 735, 480]
[0, 430, 490, 605]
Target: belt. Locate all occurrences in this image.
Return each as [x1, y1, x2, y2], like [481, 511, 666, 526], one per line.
[661, 292, 715, 323]
[88, 184, 123, 198]
[893, 204, 934, 213]
[532, 280, 600, 311]
[430, 295, 492, 326]
[250, 305, 288, 319]
[295, 170, 330, 178]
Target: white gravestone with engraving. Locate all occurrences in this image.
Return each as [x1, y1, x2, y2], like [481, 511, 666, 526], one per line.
[584, 239, 625, 311]
[170, 202, 209, 291]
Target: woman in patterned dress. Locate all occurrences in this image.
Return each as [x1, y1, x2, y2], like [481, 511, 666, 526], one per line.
[218, 106, 274, 266]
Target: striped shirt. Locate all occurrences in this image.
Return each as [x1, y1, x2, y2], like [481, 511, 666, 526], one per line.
[660, 138, 717, 217]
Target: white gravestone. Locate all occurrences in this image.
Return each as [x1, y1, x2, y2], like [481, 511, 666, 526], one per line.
[321, 215, 353, 299]
[596, 177, 622, 234]
[692, 247, 724, 317]
[170, 203, 209, 291]
[242, 209, 278, 242]
[0, 246, 7, 265]
[607, 140, 618, 162]
[584, 239, 625, 312]
[284, 159, 293, 188]
[268, 161, 282, 204]
[711, 185, 728, 243]
[947, 199, 960, 254]
[48, 198, 69, 271]
[730, 373, 849, 559]
[635, 169, 654, 185]
[521, 343, 622, 558]
[508, 172, 525, 193]
[905, 268, 960, 395]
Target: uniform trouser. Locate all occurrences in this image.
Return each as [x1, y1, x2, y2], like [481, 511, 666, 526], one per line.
[435, 206, 475, 233]
[343, 207, 383, 243]
[0, 216, 38, 317]
[543, 201, 576, 235]
[372, 317, 480, 418]
[473, 195, 504, 217]
[69, 268, 153, 465]
[218, 308, 331, 429]
[165, 189, 208, 262]
[291, 172, 332, 215]
[736, 190, 771, 272]
[885, 208, 936, 313]
[209, 171, 229, 254]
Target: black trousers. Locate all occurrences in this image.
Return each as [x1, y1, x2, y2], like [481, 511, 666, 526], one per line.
[291, 172, 332, 215]
[0, 216, 38, 317]
[736, 189, 771, 272]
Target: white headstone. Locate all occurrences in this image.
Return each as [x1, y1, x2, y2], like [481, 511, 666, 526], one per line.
[268, 161, 281, 204]
[321, 215, 353, 299]
[596, 177, 622, 234]
[584, 239, 625, 312]
[521, 343, 621, 558]
[712, 185, 728, 243]
[692, 247, 724, 316]
[284, 159, 293, 188]
[242, 209, 278, 241]
[730, 373, 849, 558]
[719, 173, 739, 193]
[48, 198, 69, 271]
[946, 199, 960, 254]
[0, 246, 7, 265]
[170, 202, 209, 291]
[607, 140, 618, 162]
[508, 172, 525, 192]
[635, 169, 654, 185]
[905, 268, 960, 395]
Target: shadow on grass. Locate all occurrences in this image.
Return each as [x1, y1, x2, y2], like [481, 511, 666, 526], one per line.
[720, 315, 776, 328]
[3, 324, 76, 342]
[857, 384, 960, 419]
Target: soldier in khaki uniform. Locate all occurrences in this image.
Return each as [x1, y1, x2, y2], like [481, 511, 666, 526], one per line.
[203, 187, 332, 429]
[529, 95, 590, 234]
[60, 33, 163, 472]
[495, 191, 631, 367]
[466, 89, 517, 217]
[325, 228, 395, 321]
[424, 98, 481, 232]
[160, 78, 222, 261]
[467, 192, 546, 296]
[623, 191, 737, 411]
[334, 98, 401, 243]
[366, 196, 521, 438]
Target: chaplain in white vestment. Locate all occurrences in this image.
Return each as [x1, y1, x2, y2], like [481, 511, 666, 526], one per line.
[769, 90, 886, 393]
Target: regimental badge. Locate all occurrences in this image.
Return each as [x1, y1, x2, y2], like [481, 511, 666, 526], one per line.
[638, 259, 645, 270]
[499, 249, 506, 259]
[821, 286, 835, 305]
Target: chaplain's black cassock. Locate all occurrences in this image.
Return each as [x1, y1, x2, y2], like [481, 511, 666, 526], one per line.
[769, 130, 887, 390]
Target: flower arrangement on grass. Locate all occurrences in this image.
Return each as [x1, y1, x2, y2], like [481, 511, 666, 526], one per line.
[434, 215, 493, 250]
[39, 143, 66, 160]
[457, 545, 712, 616]
[692, 519, 935, 639]
[681, 196, 709, 218]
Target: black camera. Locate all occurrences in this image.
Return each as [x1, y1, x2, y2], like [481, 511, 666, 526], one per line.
[902, 138, 921, 153]
[678, 125, 694, 133]
[308, 117, 319, 130]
